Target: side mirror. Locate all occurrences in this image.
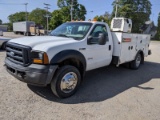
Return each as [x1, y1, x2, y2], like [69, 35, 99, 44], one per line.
[98, 33, 107, 45]
[87, 36, 93, 45]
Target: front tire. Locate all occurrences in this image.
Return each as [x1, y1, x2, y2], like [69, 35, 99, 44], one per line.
[130, 53, 142, 70]
[51, 65, 81, 98]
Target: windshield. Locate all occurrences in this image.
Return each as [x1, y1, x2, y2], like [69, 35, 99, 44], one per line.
[50, 22, 92, 40]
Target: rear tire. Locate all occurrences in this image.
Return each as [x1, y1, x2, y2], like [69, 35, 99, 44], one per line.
[24, 32, 26, 36]
[27, 32, 31, 36]
[130, 53, 142, 70]
[24, 32, 30, 36]
[51, 65, 81, 98]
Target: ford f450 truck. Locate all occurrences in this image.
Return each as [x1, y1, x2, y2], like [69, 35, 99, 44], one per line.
[5, 18, 151, 98]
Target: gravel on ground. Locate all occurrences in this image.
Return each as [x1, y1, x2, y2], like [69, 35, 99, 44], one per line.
[0, 41, 160, 120]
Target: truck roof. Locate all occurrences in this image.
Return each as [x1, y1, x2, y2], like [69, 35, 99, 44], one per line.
[13, 21, 35, 23]
[67, 21, 107, 24]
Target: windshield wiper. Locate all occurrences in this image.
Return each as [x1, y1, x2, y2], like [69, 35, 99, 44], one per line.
[56, 34, 76, 40]
[57, 34, 70, 38]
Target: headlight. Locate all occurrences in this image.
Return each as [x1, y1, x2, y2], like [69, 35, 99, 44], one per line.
[31, 51, 49, 64]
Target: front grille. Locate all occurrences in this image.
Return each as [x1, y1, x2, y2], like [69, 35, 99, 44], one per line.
[6, 42, 31, 66]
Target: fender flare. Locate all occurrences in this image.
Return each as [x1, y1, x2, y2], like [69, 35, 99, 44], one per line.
[50, 50, 87, 71]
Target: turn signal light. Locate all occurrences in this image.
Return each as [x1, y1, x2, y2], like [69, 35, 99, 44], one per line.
[33, 59, 43, 64]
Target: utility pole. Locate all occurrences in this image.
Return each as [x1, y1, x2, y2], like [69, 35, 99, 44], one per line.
[71, 0, 73, 21]
[115, 0, 119, 18]
[152, 13, 154, 21]
[24, 3, 28, 21]
[44, 3, 50, 35]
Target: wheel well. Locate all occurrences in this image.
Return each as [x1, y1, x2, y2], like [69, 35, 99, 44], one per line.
[58, 58, 85, 78]
[1, 42, 7, 49]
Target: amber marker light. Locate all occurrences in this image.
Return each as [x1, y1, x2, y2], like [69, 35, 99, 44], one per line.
[32, 51, 49, 65]
[33, 59, 43, 64]
[43, 52, 49, 64]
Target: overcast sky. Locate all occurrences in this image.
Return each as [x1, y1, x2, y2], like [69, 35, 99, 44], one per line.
[0, 0, 159, 25]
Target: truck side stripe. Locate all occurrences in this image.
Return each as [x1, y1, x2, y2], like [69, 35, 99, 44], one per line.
[122, 38, 131, 42]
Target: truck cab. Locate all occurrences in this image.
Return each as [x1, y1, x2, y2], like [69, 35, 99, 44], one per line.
[5, 18, 151, 98]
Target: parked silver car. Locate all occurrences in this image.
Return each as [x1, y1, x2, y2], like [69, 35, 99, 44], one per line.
[0, 31, 3, 36]
[0, 37, 10, 50]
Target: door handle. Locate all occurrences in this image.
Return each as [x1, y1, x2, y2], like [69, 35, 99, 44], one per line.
[109, 45, 111, 51]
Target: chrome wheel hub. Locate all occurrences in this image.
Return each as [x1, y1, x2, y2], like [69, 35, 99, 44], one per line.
[60, 72, 78, 93]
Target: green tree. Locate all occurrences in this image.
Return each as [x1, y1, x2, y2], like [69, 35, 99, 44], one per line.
[49, 0, 87, 29]
[112, 0, 152, 33]
[93, 12, 111, 25]
[7, 12, 28, 31]
[49, 10, 63, 30]
[28, 8, 51, 29]
[8, 12, 27, 23]
[49, 7, 71, 30]
[0, 19, 2, 25]
[155, 13, 160, 40]
[57, 0, 87, 20]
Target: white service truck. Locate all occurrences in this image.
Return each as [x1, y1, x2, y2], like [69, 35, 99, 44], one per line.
[5, 18, 151, 98]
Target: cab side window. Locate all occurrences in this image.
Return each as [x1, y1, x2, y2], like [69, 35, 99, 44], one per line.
[88, 25, 108, 44]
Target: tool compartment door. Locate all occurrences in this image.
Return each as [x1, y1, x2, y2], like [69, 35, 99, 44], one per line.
[134, 34, 150, 57]
[119, 33, 136, 64]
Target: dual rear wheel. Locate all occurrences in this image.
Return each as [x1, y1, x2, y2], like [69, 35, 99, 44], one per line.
[130, 53, 142, 70]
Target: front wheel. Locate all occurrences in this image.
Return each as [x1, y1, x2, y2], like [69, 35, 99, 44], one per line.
[51, 65, 81, 98]
[130, 53, 142, 70]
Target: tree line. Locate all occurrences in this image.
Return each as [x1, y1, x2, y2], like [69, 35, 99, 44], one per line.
[0, 0, 160, 40]
[2, 0, 86, 31]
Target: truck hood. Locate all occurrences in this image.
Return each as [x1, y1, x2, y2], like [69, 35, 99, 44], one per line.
[9, 36, 77, 49]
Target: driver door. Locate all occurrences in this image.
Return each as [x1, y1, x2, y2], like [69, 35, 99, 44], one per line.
[85, 24, 112, 70]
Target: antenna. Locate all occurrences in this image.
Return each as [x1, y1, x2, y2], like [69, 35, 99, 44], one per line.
[115, 0, 119, 18]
